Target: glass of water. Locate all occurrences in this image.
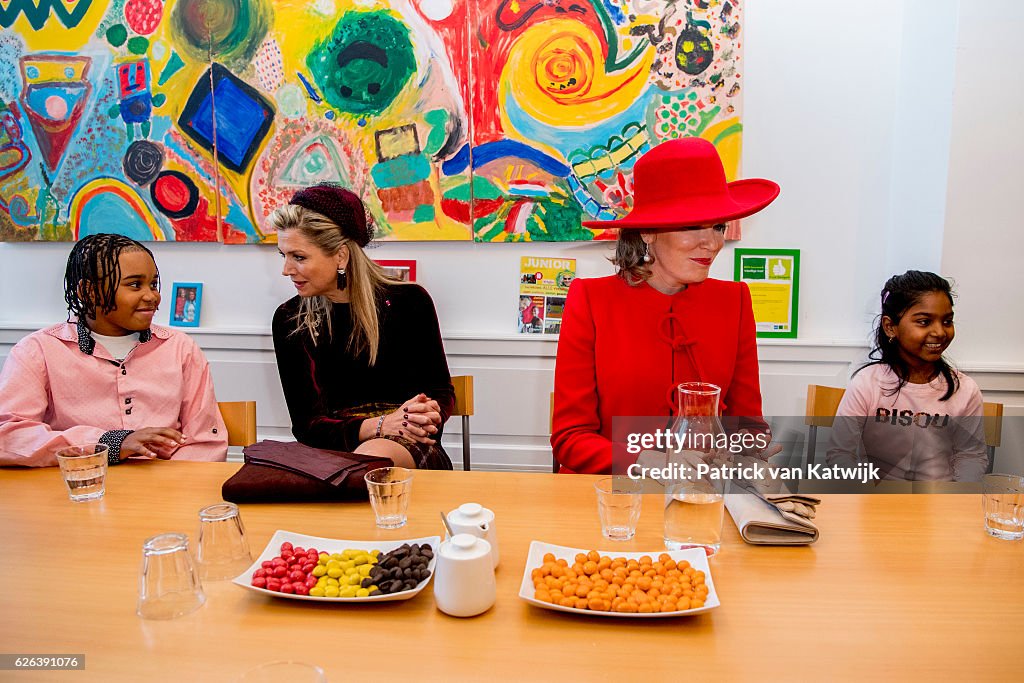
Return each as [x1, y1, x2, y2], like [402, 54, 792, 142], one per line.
[594, 476, 643, 540]
[55, 444, 109, 502]
[364, 467, 414, 529]
[983, 473, 1024, 541]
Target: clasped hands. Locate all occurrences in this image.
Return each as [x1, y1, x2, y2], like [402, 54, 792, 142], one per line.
[374, 394, 442, 445]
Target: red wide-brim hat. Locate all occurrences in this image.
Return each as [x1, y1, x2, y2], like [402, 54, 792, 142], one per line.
[582, 137, 780, 229]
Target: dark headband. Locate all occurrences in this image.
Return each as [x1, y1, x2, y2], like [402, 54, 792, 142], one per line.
[288, 183, 373, 247]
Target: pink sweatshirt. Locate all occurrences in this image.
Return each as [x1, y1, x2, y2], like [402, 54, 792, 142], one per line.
[0, 322, 227, 466]
[827, 363, 986, 481]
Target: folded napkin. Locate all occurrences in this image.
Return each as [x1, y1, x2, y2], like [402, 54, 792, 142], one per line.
[222, 440, 392, 503]
[725, 491, 820, 545]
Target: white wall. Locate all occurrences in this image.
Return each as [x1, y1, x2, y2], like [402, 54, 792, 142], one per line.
[3, 0, 1023, 470]
[941, 0, 1024, 368]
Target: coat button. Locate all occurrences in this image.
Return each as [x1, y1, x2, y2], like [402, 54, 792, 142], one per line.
[125, 408, 132, 415]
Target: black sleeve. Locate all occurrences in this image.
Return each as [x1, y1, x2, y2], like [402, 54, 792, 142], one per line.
[272, 303, 363, 450]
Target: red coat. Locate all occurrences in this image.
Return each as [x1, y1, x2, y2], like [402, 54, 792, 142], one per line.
[551, 275, 766, 473]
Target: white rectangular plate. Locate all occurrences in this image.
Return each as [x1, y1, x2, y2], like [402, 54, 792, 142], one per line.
[233, 530, 440, 603]
[518, 541, 720, 618]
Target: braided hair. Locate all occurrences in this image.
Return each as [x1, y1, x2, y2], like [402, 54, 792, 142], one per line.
[64, 234, 156, 323]
[857, 270, 959, 400]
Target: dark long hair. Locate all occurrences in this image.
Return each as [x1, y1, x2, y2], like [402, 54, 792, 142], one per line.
[64, 233, 156, 323]
[856, 270, 959, 400]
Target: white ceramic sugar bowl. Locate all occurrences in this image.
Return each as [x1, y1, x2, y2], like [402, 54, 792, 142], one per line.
[433, 534, 496, 617]
[446, 502, 499, 568]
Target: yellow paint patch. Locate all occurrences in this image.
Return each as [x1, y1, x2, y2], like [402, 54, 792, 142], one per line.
[700, 117, 742, 181]
[500, 18, 654, 128]
[13, 1, 108, 52]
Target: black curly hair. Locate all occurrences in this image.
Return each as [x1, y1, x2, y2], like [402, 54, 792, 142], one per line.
[857, 270, 959, 400]
[63, 233, 157, 323]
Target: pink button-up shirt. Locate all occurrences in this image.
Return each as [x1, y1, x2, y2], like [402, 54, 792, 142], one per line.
[0, 322, 227, 466]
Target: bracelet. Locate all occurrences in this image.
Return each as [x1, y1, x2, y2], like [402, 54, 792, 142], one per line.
[374, 415, 386, 439]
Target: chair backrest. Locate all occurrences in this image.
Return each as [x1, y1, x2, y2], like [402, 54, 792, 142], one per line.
[983, 401, 1004, 474]
[805, 385, 846, 428]
[450, 376, 474, 417]
[450, 376, 474, 471]
[218, 401, 257, 448]
[983, 402, 1003, 449]
[805, 385, 845, 465]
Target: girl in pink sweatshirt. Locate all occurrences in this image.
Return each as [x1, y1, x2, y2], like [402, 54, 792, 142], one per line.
[828, 271, 986, 481]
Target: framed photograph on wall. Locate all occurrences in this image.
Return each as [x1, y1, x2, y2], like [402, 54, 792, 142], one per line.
[375, 260, 417, 282]
[169, 282, 203, 328]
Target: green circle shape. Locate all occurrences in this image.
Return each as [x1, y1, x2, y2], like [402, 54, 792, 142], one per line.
[307, 12, 416, 116]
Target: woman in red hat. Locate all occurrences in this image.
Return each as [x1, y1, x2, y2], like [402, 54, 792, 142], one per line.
[551, 138, 781, 473]
[271, 183, 454, 470]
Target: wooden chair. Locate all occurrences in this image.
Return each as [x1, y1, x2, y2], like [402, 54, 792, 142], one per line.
[450, 376, 474, 471]
[218, 401, 257, 448]
[805, 385, 846, 465]
[983, 401, 1004, 474]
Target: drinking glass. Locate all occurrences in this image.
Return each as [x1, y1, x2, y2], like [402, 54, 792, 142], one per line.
[364, 467, 414, 529]
[137, 533, 205, 620]
[197, 502, 253, 581]
[55, 444, 109, 502]
[983, 473, 1024, 540]
[594, 476, 643, 540]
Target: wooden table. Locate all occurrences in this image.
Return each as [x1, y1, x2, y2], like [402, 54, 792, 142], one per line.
[1, 463, 1021, 681]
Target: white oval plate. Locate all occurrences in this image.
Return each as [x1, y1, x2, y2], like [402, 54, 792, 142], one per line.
[233, 530, 439, 603]
[518, 541, 720, 618]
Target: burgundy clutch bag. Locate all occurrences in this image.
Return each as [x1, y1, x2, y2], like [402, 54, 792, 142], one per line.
[221, 440, 392, 503]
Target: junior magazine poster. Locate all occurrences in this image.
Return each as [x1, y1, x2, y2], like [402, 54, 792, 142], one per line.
[518, 256, 576, 335]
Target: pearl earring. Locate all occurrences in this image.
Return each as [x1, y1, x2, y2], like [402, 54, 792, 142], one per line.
[643, 243, 652, 263]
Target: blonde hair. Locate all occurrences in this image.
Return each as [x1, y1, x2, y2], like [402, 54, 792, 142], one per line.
[271, 204, 403, 365]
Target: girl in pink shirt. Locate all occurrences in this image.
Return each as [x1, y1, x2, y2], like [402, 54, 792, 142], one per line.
[828, 271, 986, 481]
[0, 234, 227, 467]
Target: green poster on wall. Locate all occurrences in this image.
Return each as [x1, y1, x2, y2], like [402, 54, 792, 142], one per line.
[733, 248, 800, 339]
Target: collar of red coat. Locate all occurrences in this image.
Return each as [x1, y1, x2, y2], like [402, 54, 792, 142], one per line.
[43, 321, 171, 355]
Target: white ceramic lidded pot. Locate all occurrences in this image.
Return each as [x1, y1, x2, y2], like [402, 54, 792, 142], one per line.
[433, 534, 496, 617]
[447, 502, 499, 568]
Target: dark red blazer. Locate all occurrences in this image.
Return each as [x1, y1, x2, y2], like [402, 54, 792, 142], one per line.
[551, 275, 766, 473]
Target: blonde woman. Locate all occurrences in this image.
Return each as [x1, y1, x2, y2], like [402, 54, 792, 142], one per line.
[271, 184, 454, 469]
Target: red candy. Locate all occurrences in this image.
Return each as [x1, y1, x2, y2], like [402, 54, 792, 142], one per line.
[253, 546, 329, 593]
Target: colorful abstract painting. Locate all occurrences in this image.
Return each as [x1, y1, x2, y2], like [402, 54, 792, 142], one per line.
[0, 0, 744, 243]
